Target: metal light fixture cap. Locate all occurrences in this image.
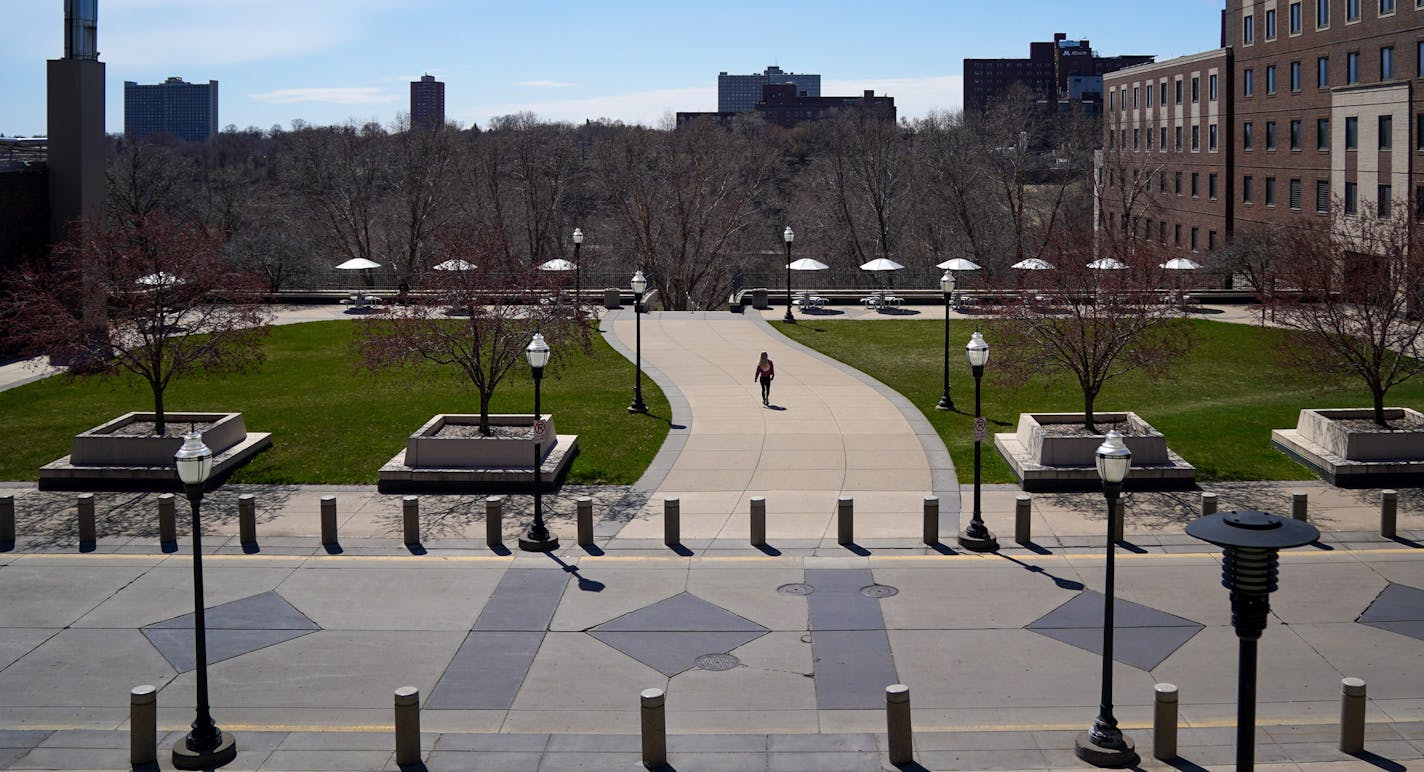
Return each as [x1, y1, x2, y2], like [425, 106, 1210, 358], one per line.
[1186, 510, 1319, 550]
[572, 227, 583, 244]
[526, 332, 551, 370]
[965, 330, 989, 368]
[174, 431, 213, 486]
[1095, 429, 1132, 484]
[941, 270, 956, 294]
[630, 269, 647, 295]
[783, 226, 794, 244]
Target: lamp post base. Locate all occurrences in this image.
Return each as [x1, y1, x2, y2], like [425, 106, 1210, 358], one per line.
[935, 396, 954, 411]
[627, 401, 648, 414]
[1074, 731, 1138, 768]
[518, 530, 560, 552]
[783, 313, 796, 323]
[957, 527, 999, 552]
[172, 732, 237, 770]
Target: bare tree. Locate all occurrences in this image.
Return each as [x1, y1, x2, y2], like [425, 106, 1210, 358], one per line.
[287, 122, 387, 268]
[107, 138, 194, 229]
[382, 117, 457, 289]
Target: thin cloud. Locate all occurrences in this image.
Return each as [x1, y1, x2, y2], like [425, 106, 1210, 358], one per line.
[517, 80, 577, 88]
[249, 87, 400, 105]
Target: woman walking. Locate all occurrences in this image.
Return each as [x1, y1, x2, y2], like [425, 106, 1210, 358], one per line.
[754, 351, 775, 406]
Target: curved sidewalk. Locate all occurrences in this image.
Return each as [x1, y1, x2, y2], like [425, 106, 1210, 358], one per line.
[602, 310, 957, 547]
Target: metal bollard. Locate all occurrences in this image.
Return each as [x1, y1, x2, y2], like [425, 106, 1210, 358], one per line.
[640, 688, 667, 769]
[394, 686, 421, 766]
[750, 496, 766, 547]
[922, 496, 939, 545]
[157, 493, 177, 544]
[0, 494, 13, 545]
[664, 498, 680, 547]
[485, 496, 503, 549]
[1381, 490, 1398, 539]
[577, 497, 594, 548]
[1340, 677, 1366, 753]
[1201, 492, 1218, 517]
[77, 493, 96, 546]
[886, 684, 913, 766]
[837, 497, 854, 546]
[1111, 498, 1125, 542]
[402, 496, 420, 546]
[1153, 683, 1178, 761]
[1015, 494, 1032, 544]
[1292, 491, 1309, 522]
[320, 495, 338, 546]
[130, 684, 157, 765]
[237, 494, 256, 547]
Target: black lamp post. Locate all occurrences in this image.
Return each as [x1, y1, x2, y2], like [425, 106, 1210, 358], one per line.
[519, 333, 559, 552]
[783, 226, 796, 323]
[1187, 510, 1318, 771]
[571, 228, 583, 305]
[172, 432, 237, 770]
[957, 331, 998, 552]
[1075, 429, 1138, 768]
[935, 271, 958, 411]
[628, 269, 649, 414]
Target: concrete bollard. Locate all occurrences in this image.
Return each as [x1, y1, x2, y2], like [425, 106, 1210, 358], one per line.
[1111, 498, 1125, 542]
[0, 494, 15, 545]
[750, 496, 766, 547]
[1340, 677, 1366, 753]
[77, 493, 96, 546]
[320, 495, 338, 546]
[577, 497, 594, 548]
[485, 497, 503, 549]
[664, 498, 681, 547]
[886, 684, 913, 766]
[837, 497, 854, 546]
[1153, 683, 1178, 761]
[1015, 494, 1032, 544]
[394, 686, 421, 766]
[237, 494, 256, 547]
[1292, 491, 1309, 522]
[1201, 492, 1218, 517]
[922, 496, 939, 545]
[1381, 490, 1398, 539]
[157, 493, 177, 545]
[401, 496, 420, 546]
[640, 688, 666, 769]
[130, 684, 157, 765]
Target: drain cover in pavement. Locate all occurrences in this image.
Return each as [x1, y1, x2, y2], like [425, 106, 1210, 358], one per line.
[694, 653, 741, 671]
[860, 584, 899, 598]
[777, 583, 815, 596]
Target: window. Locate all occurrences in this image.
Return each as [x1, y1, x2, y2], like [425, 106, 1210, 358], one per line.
[1266, 120, 1277, 149]
[1175, 125, 1183, 150]
[1291, 2, 1303, 32]
[1419, 41, 1424, 76]
[1381, 0, 1395, 12]
[1318, 117, 1330, 150]
[1380, 115, 1393, 149]
[1290, 178, 1303, 210]
[1418, 114, 1424, 150]
[1318, 56, 1330, 87]
[1346, 115, 1359, 148]
[1209, 173, 1219, 199]
[1159, 172, 1167, 194]
[1210, 123, 1219, 150]
[1108, 91, 1115, 111]
[1291, 61, 1302, 91]
[1345, 181, 1358, 214]
[1192, 124, 1200, 150]
[1244, 121, 1254, 149]
[1318, 0, 1330, 26]
[1133, 86, 1140, 108]
[1347, 0, 1360, 20]
[1348, 51, 1360, 83]
[1209, 73, 1218, 100]
[1146, 84, 1152, 107]
[1209, 231, 1219, 251]
[1192, 172, 1200, 197]
[1290, 119, 1301, 149]
[1160, 126, 1167, 150]
[1175, 171, 1183, 195]
[1159, 221, 1167, 242]
[1244, 175, 1254, 202]
[1174, 223, 1182, 246]
[1382, 46, 1394, 80]
[1266, 177, 1278, 205]
[1191, 76, 1200, 102]
[1267, 65, 1277, 94]
[1175, 78, 1183, 104]
[1160, 82, 1167, 104]
[1133, 127, 1140, 150]
[1146, 129, 1153, 150]
[1191, 227, 1200, 252]
[1244, 14, 1255, 43]
[1317, 180, 1330, 213]
[1379, 184, 1393, 217]
[1266, 8, 1278, 38]
[1244, 68, 1255, 96]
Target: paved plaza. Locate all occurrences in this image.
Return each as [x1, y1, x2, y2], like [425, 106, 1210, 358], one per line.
[0, 307, 1421, 770]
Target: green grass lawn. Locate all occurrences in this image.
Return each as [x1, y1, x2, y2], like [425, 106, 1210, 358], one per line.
[778, 317, 1424, 484]
[0, 320, 670, 485]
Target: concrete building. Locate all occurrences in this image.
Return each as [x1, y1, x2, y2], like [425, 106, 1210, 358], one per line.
[677, 85, 895, 129]
[410, 74, 445, 128]
[46, 0, 105, 243]
[964, 33, 1154, 110]
[718, 66, 821, 113]
[124, 77, 218, 143]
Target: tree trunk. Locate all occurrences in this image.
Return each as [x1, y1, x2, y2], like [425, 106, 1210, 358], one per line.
[1374, 389, 1388, 428]
[153, 383, 166, 437]
[478, 391, 493, 437]
[1083, 391, 1097, 434]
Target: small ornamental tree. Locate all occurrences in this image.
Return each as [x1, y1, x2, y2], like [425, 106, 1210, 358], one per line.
[2, 215, 269, 436]
[994, 229, 1195, 432]
[353, 238, 591, 435]
[1267, 215, 1424, 427]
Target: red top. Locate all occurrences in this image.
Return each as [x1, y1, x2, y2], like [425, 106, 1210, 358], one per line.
[755, 361, 774, 380]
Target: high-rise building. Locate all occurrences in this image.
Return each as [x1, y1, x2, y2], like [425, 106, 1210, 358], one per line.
[410, 74, 445, 128]
[964, 33, 1153, 110]
[718, 66, 821, 113]
[46, 0, 105, 242]
[123, 77, 218, 143]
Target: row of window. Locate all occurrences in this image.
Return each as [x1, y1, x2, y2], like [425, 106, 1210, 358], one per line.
[1118, 112, 1424, 153]
[1112, 122, 1220, 152]
[1110, 74, 1217, 111]
[1243, 0, 1420, 46]
[1115, 170, 1404, 219]
[1110, 213, 1219, 253]
[1242, 44, 1419, 98]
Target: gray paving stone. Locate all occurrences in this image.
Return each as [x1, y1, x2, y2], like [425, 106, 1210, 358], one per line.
[423, 750, 545, 770]
[665, 751, 769, 771]
[545, 733, 643, 752]
[766, 732, 877, 752]
[665, 734, 766, 752]
[767, 750, 882, 771]
[916, 748, 1051, 770]
[809, 630, 899, 710]
[4, 746, 129, 769]
[144, 626, 319, 672]
[471, 569, 569, 631]
[1027, 589, 1203, 669]
[535, 751, 644, 770]
[1360, 582, 1424, 622]
[0, 732, 48, 749]
[0, 748, 27, 768]
[425, 631, 546, 710]
[259, 748, 395, 770]
[589, 629, 767, 676]
[592, 592, 767, 633]
[430, 732, 550, 752]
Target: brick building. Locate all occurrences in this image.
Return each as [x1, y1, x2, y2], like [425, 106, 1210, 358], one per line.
[410, 74, 445, 129]
[124, 77, 218, 143]
[964, 33, 1154, 110]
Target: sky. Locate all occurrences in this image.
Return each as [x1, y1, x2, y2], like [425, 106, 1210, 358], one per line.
[0, 0, 1227, 137]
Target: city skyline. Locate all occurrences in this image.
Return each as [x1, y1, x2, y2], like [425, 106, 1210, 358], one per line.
[1, 0, 1225, 136]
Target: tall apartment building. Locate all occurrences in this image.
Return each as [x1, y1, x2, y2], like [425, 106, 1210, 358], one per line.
[964, 33, 1154, 110]
[718, 66, 821, 113]
[410, 74, 445, 128]
[123, 77, 218, 143]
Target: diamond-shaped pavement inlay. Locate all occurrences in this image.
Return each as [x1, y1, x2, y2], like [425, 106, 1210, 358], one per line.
[143, 591, 319, 671]
[1028, 590, 1203, 671]
[1359, 583, 1424, 641]
[588, 592, 768, 676]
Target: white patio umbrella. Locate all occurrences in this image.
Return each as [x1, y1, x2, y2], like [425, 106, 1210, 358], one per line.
[336, 257, 382, 270]
[859, 258, 905, 272]
[537, 258, 576, 272]
[432, 259, 477, 271]
[135, 272, 184, 287]
[1160, 258, 1201, 270]
[1011, 258, 1054, 270]
[936, 258, 982, 271]
[788, 258, 829, 271]
[1087, 258, 1128, 270]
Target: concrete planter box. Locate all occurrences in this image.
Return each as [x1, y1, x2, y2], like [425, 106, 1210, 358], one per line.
[994, 411, 1195, 491]
[1272, 407, 1424, 486]
[378, 413, 579, 493]
[39, 411, 271, 491]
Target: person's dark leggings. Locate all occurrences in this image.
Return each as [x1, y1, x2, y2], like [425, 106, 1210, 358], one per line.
[760, 377, 772, 404]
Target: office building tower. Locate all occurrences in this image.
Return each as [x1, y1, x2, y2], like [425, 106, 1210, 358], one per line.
[123, 77, 218, 143]
[964, 33, 1153, 110]
[411, 74, 445, 128]
[718, 66, 821, 113]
